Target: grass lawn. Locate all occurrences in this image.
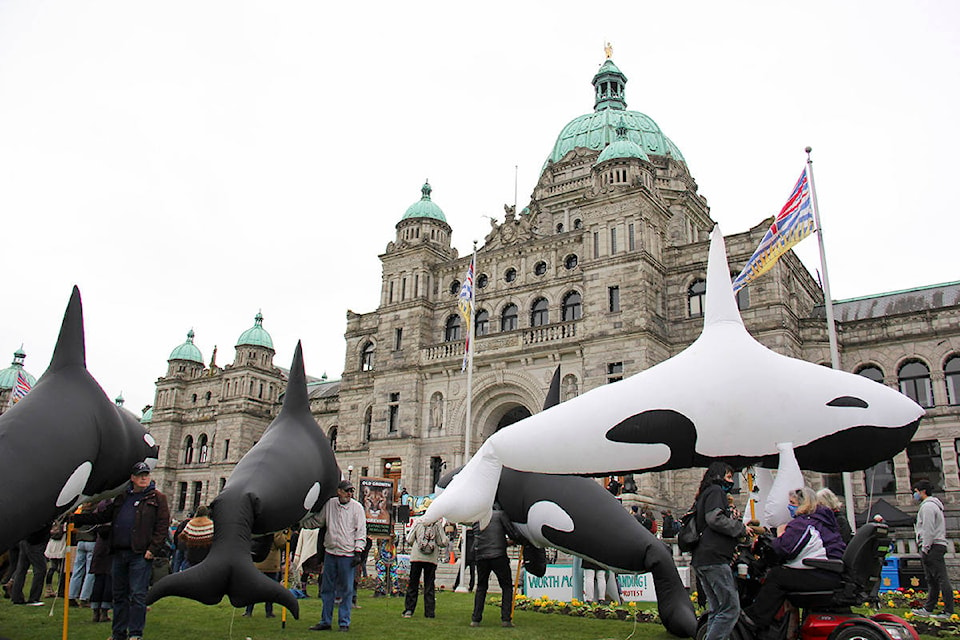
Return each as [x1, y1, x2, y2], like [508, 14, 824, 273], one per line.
[0, 587, 676, 640]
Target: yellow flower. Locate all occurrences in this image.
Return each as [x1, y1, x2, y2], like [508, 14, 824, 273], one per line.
[557, 602, 566, 607]
[905, 612, 914, 619]
[951, 614, 959, 622]
[887, 601, 895, 608]
[628, 602, 637, 607]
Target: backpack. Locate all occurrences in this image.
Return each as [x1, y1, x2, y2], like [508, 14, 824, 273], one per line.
[677, 503, 701, 552]
[417, 522, 438, 555]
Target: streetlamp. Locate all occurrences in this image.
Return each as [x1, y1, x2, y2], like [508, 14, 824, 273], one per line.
[347, 465, 354, 482]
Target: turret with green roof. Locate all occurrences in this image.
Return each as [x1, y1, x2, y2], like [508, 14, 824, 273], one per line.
[0, 346, 37, 392]
[236, 311, 274, 349]
[400, 181, 447, 223]
[169, 329, 204, 363]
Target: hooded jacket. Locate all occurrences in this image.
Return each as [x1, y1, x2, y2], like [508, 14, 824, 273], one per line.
[915, 495, 948, 553]
[772, 505, 845, 566]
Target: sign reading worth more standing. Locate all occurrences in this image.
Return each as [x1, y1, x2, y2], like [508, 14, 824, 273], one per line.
[523, 565, 659, 602]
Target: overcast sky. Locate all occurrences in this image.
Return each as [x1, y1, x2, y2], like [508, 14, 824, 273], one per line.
[2, 1, 958, 414]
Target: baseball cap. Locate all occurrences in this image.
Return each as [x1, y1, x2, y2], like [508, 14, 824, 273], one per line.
[337, 480, 355, 492]
[131, 461, 151, 475]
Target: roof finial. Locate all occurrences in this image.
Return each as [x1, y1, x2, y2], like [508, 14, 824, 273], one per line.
[187, 328, 195, 342]
[255, 310, 264, 326]
[421, 180, 432, 200]
[604, 41, 613, 59]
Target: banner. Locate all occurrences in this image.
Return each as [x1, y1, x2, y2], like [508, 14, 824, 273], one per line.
[359, 476, 395, 537]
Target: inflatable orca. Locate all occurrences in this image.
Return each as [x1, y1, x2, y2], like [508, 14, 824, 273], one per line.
[437, 368, 697, 637]
[0, 287, 159, 551]
[425, 226, 923, 528]
[146, 342, 340, 618]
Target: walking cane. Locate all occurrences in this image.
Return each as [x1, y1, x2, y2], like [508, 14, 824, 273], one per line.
[282, 531, 291, 629]
[510, 545, 524, 620]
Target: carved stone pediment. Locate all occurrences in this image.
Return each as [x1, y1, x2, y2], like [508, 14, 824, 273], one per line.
[483, 204, 541, 249]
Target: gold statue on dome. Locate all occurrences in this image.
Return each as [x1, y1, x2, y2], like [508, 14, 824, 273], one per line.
[604, 42, 613, 59]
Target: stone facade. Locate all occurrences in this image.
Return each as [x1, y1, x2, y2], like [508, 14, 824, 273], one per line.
[146, 57, 960, 530]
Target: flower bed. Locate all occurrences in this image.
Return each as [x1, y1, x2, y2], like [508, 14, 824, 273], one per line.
[493, 594, 660, 623]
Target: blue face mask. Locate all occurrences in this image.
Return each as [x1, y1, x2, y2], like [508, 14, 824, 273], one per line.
[787, 504, 798, 518]
[720, 480, 735, 493]
[912, 491, 922, 502]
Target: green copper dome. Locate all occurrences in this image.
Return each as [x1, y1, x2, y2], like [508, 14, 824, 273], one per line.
[400, 181, 447, 223]
[0, 347, 36, 390]
[236, 311, 274, 349]
[546, 57, 685, 166]
[597, 117, 650, 163]
[169, 329, 204, 363]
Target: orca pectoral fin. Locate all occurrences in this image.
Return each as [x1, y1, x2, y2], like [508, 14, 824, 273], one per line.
[423, 443, 500, 526]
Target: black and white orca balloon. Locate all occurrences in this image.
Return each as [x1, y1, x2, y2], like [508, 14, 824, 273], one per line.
[0, 287, 159, 551]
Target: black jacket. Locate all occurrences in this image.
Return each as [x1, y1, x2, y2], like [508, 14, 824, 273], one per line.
[691, 484, 745, 567]
[74, 481, 170, 557]
[472, 510, 517, 561]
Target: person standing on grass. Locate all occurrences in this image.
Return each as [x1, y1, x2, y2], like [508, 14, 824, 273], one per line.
[303, 480, 367, 632]
[470, 507, 519, 628]
[402, 516, 448, 619]
[911, 479, 954, 619]
[72, 461, 170, 640]
[9, 524, 50, 606]
[244, 530, 289, 618]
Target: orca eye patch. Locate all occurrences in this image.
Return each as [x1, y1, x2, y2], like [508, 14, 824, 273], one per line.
[826, 396, 868, 408]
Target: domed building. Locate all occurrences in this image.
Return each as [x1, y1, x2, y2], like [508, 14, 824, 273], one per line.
[149, 52, 960, 526]
[0, 347, 38, 415]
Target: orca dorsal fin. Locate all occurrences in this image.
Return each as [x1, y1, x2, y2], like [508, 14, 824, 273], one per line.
[280, 341, 310, 416]
[542, 366, 561, 411]
[704, 226, 745, 330]
[49, 286, 87, 372]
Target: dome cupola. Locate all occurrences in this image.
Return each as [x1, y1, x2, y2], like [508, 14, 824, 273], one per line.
[236, 311, 274, 349]
[168, 329, 204, 363]
[401, 181, 447, 223]
[0, 346, 37, 392]
[597, 117, 650, 164]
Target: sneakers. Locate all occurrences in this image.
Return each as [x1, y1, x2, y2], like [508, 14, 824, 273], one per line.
[911, 608, 936, 616]
[25, 601, 45, 606]
[265, 613, 277, 618]
[241, 611, 252, 617]
[402, 611, 413, 618]
[502, 620, 515, 627]
[470, 621, 481, 627]
[338, 626, 349, 632]
[308, 623, 332, 631]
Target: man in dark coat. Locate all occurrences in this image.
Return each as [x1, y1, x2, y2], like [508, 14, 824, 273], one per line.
[470, 508, 519, 628]
[74, 462, 170, 640]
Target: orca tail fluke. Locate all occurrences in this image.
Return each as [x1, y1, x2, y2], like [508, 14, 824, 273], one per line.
[146, 545, 300, 619]
[643, 540, 697, 638]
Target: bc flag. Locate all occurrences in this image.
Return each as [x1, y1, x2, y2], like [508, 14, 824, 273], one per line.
[12, 370, 31, 402]
[458, 257, 475, 371]
[732, 168, 816, 293]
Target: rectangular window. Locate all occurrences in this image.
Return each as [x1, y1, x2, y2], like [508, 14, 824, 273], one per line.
[388, 392, 400, 433]
[610, 227, 618, 255]
[389, 281, 394, 304]
[414, 274, 420, 298]
[607, 362, 623, 384]
[401, 278, 407, 300]
[820, 473, 845, 497]
[361, 466, 369, 477]
[192, 481, 203, 511]
[628, 223, 636, 251]
[863, 459, 896, 496]
[394, 328, 403, 351]
[593, 232, 600, 259]
[223, 439, 230, 461]
[907, 440, 944, 491]
[177, 482, 187, 511]
[609, 286, 620, 313]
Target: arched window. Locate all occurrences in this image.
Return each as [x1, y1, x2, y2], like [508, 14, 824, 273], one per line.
[360, 341, 374, 372]
[198, 434, 209, 463]
[531, 298, 549, 327]
[688, 279, 706, 317]
[205, 391, 212, 402]
[899, 360, 933, 407]
[573, 219, 583, 230]
[562, 291, 582, 321]
[556, 223, 564, 233]
[363, 406, 373, 443]
[192, 393, 197, 403]
[476, 273, 488, 289]
[445, 315, 461, 341]
[329, 426, 338, 452]
[945, 356, 960, 405]
[501, 304, 518, 331]
[475, 309, 489, 336]
[183, 435, 194, 464]
[449, 280, 461, 295]
[856, 365, 884, 384]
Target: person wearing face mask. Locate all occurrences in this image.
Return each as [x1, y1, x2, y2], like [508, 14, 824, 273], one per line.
[743, 487, 845, 631]
[692, 462, 748, 640]
[910, 480, 954, 618]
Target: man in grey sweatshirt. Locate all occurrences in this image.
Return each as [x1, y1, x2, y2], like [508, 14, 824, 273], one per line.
[911, 479, 954, 618]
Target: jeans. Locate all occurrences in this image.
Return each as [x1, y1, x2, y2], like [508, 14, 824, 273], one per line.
[112, 550, 153, 640]
[404, 561, 437, 616]
[11, 540, 47, 604]
[695, 563, 740, 640]
[320, 553, 355, 629]
[473, 556, 513, 623]
[70, 540, 96, 600]
[245, 572, 281, 616]
[923, 544, 955, 614]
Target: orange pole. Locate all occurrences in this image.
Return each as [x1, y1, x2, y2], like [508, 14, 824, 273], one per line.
[62, 522, 74, 640]
[510, 545, 523, 620]
[282, 532, 290, 629]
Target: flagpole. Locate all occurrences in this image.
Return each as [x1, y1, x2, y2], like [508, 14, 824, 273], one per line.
[457, 242, 478, 593]
[806, 146, 856, 530]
